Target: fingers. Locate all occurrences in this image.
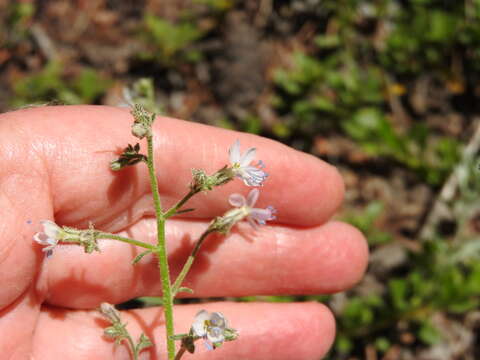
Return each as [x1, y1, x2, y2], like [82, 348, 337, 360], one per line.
[0, 289, 40, 359]
[40, 220, 367, 308]
[0, 161, 52, 308]
[33, 302, 335, 360]
[0, 105, 344, 231]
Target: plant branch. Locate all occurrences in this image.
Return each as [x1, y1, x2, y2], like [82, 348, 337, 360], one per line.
[97, 233, 156, 250]
[125, 334, 139, 360]
[172, 229, 214, 296]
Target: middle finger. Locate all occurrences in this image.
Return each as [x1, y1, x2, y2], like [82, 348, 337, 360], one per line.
[39, 218, 368, 308]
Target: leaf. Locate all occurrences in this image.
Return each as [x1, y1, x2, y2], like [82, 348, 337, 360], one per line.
[132, 250, 152, 265]
[389, 278, 408, 311]
[177, 286, 194, 294]
[136, 333, 153, 352]
[175, 208, 195, 215]
[136, 296, 163, 306]
[336, 335, 353, 354]
[314, 34, 341, 48]
[418, 320, 441, 345]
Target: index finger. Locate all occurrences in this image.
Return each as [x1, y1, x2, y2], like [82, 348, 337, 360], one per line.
[0, 105, 344, 230]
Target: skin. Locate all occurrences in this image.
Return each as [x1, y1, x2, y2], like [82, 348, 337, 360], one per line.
[0, 105, 368, 360]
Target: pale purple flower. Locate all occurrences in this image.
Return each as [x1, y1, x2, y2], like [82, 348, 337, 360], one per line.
[229, 140, 268, 186]
[228, 189, 276, 229]
[191, 310, 228, 348]
[33, 220, 62, 257]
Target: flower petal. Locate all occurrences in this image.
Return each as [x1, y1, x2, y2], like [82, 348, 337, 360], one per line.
[246, 189, 260, 207]
[240, 166, 268, 187]
[203, 340, 214, 351]
[40, 220, 61, 240]
[209, 312, 227, 329]
[247, 216, 259, 230]
[250, 207, 276, 222]
[239, 147, 256, 167]
[191, 310, 209, 337]
[207, 326, 225, 343]
[33, 232, 50, 245]
[228, 193, 246, 208]
[228, 140, 241, 164]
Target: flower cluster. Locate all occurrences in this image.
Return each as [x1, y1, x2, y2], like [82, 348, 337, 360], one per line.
[201, 140, 276, 233]
[32, 135, 276, 360]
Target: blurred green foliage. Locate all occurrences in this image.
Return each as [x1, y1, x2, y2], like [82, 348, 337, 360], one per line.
[380, 0, 480, 74]
[1, 2, 35, 46]
[328, 239, 480, 358]
[139, 1, 235, 65]
[272, 0, 471, 185]
[123, 77, 163, 114]
[141, 14, 205, 64]
[325, 148, 480, 358]
[193, 0, 235, 11]
[12, 61, 110, 107]
[343, 201, 392, 246]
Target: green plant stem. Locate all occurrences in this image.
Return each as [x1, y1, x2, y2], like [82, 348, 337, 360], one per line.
[146, 133, 176, 360]
[172, 229, 213, 296]
[164, 188, 199, 218]
[125, 335, 139, 360]
[97, 233, 156, 250]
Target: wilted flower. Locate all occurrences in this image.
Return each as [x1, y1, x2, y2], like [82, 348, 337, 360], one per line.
[229, 140, 268, 186]
[33, 220, 63, 257]
[191, 310, 229, 349]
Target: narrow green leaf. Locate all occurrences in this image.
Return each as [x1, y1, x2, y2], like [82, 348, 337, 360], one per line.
[132, 250, 152, 265]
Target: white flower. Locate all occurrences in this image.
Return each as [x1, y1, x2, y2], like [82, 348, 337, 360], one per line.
[228, 188, 276, 229]
[229, 140, 268, 186]
[33, 220, 63, 257]
[191, 310, 228, 347]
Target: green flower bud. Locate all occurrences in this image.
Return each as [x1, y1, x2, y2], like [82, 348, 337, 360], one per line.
[131, 122, 150, 139]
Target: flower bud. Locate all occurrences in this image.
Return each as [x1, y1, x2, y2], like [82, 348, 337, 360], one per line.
[99, 302, 121, 324]
[131, 122, 150, 139]
[110, 160, 123, 171]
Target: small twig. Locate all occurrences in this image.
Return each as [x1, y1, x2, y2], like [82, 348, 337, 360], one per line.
[172, 229, 213, 296]
[255, 0, 272, 28]
[30, 24, 58, 61]
[419, 118, 480, 240]
[174, 347, 187, 360]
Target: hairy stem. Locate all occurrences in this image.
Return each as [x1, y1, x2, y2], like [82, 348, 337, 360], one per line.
[125, 335, 139, 360]
[97, 233, 156, 250]
[146, 134, 176, 360]
[172, 229, 213, 296]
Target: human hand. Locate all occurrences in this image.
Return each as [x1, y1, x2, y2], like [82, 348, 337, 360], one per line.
[0, 105, 368, 359]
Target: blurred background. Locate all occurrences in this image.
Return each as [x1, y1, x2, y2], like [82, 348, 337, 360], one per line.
[1, 0, 480, 359]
